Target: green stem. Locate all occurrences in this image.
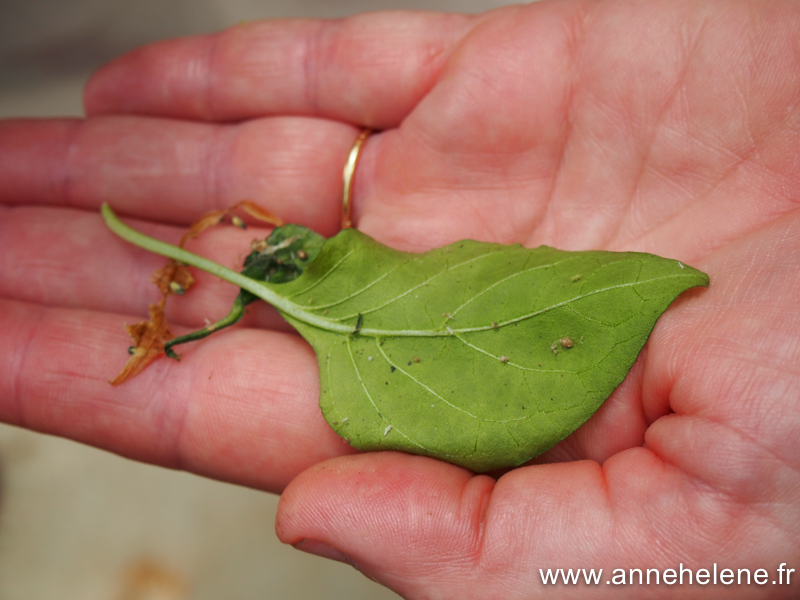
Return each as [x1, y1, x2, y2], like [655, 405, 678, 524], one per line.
[101, 204, 354, 334]
[164, 295, 247, 358]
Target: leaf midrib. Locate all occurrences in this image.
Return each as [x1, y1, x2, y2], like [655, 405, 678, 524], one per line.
[321, 272, 693, 338]
[101, 205, 695, 340]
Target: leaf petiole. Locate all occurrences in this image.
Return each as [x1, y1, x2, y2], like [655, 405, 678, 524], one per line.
[100, 204, 354, 335]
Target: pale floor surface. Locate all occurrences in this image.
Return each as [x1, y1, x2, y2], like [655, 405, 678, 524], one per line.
[0, 1, 518, 597]
[0, 424, 401, 600]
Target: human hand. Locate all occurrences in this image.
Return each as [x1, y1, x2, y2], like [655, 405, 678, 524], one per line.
[2, 0, 799, 597]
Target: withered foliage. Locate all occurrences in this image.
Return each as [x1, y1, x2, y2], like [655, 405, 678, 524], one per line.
[111, 202, 282, 385]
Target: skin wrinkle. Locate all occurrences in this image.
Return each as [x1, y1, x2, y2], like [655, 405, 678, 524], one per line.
[372, 17, 458, 131]
[563, 9, 800, 257]
[615, 145, 773, 260]
[677, 460, 791, 563]
[200, 31, 218, 122]
[160, 359, 195, 474]
[614, 83, 800, 257]
[643, 436, 798, 568]
[538, 102, 573, 251]
[60, 120, 84, 210]
[120, 234, 164, 312]
[699, 126, 796, 208]
[657, 407, 800, 498]
[674, 481, 742, 563]
[414, 18, 471, 111]
[538, 2, 591, 248]
[604, 17, 707, 251]
[200, 120, 224, 212]
[163, 329, 326, 489]
[749, 160, 800, 212]
[107, 338, 186, 467]
[632, 458, 720, 563]
[301, 21, 329, 120]
[593, 463, 622, 565]
[213, 123, 264, 215]
[471, 476, 519, 589]
[7, 303, 37, 428]
[731, 72, 756, 153]
[458, 474, 496, 573]
[713, 333, 800, 383]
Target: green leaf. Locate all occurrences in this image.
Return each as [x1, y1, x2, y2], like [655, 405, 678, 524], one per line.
[102, 205, 708, 472]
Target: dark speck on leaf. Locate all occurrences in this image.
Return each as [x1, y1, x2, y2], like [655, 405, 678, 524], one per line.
[391, 366, 396, 373]
[408, 361, 412, 366]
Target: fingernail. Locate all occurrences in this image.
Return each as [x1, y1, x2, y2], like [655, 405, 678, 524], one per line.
[294, 539, 352, 565]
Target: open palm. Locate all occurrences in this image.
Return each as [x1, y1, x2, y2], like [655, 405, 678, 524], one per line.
[1, 0, 798, 598]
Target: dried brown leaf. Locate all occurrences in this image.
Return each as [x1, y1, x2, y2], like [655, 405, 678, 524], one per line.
[234, 200, 283, 227]
[178, 200, 283, 247]
[111, 299, 173, 385]
[179, 210, 227, 247]
[151, 259, 196, 296]
[112, 201, 283, 384]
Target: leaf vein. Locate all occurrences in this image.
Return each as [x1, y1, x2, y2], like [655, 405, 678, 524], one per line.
[289, 249, 356, 298]
[453, 333, 576, 374]
[376, 341, 552, 423]
[451, 255, 582, 317]
[309, 261, 406, 310]
[376, 341, 483, 420]
[346, 336, 427, 451]
[337, 250, 509, 320]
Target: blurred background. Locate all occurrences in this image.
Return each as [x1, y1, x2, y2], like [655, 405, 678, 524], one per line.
[0, 0, 518, 599]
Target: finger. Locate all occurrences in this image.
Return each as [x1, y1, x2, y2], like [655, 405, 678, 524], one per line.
[641, 209, 800, 482]
[83, 12, 475, 127]
[277, 451, 792, 599]
[275, 453, 625, 598]
[0, 204, 293, 332]
[0, 116, 358, 234]
[277, 453, 498, 598]
[0, 298, 354, 492]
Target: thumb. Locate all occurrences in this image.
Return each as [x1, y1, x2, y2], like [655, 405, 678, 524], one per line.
[275, 452, 619, 599]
